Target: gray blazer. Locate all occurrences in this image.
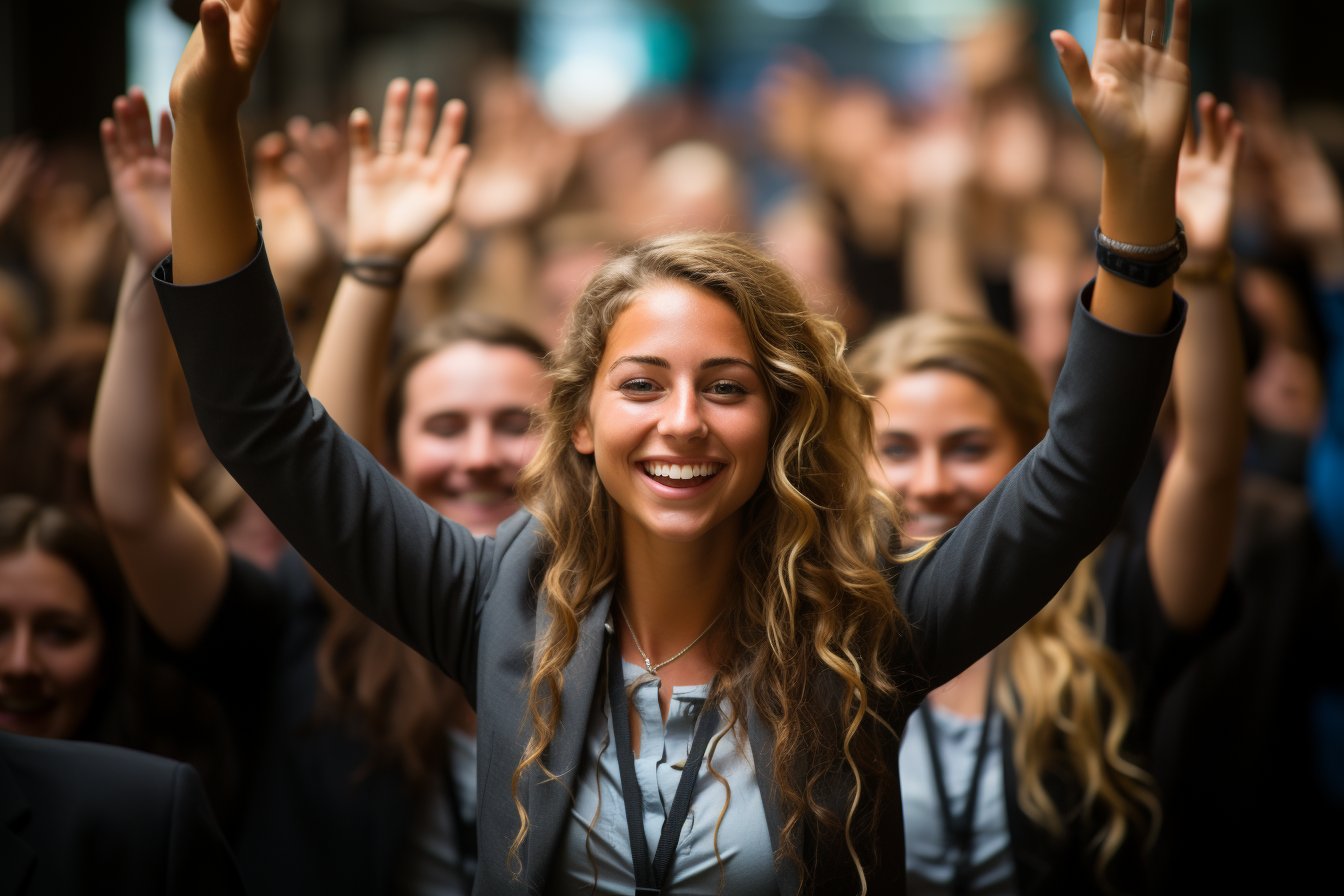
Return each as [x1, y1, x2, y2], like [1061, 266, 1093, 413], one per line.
[155, 238, 1183, 896]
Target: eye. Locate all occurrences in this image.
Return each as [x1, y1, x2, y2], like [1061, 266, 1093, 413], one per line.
[706, 380, 747, 398]
[422, 413, 466, 438]
[950, 442, 990, 460]
[36, 620, 89, 647]
[877, 440, 913, 460]
[493, 410, 535, 436]
[619, 378, 660, 396]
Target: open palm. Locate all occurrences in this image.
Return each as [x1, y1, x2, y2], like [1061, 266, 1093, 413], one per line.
[169, 0, 279, 115]
[346, 78, 470, 261]
[100, 88, 173, 264]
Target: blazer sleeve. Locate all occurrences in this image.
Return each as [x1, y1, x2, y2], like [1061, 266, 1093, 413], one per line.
[164, 762, 248, 896]
[153, 233, 509, 696]
[896, 281, 1187, 688]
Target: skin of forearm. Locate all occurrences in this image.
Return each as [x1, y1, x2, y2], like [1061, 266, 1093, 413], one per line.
[306, 275, 400, 449]
[1168, 277, 1247, 476]
[91, 258, 180, 528]
[169, 117, 258, 285]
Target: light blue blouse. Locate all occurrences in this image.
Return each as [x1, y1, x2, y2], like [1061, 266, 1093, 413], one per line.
[900, 704, 1017, 896]
[556, 659, 777, 894]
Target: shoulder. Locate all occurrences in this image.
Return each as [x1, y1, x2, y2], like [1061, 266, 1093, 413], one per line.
[0, 731, 244, 895]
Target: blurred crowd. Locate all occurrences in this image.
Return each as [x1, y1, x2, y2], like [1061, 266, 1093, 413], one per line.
[0, 2, 1341, 894]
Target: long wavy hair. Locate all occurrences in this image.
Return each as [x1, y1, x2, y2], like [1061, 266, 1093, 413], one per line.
[314, 311, 549, 786]
[847, 311, 1160, 881]
[513, 232, 912, 889]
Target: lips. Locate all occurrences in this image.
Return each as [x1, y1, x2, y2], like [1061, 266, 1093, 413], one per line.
[0, 692, 56, 716]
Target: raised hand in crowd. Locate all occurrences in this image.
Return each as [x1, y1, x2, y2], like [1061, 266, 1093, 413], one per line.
[307, 75, 469, 450]
[1145, 90, 1247, 629]
[1051, 0, 1191, 332]
[0, 136, 40, 230]
[91, 86, 231, 650]
[281, 114, 349, 251]
[251, 128, 340, 366]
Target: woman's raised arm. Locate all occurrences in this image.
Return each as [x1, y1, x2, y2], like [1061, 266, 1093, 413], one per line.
[1148, 92, 1246, 630]
[1052, 0, 1191, 333]
[307, 77, 468, 446]
[91, 88, 229, 650]
[168, 0, 278, 285]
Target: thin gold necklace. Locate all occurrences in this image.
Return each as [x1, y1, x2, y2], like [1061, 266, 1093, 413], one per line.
[618, 604, 725, 675]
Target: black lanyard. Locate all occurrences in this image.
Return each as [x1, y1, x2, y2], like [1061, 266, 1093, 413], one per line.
[919, 664, 998, 896]
[607, 635, 721, 896]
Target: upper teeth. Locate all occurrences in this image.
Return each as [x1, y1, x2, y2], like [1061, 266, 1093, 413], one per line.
[645, 462, 720, 480]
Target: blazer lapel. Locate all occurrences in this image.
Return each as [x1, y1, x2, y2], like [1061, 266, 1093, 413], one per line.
[0, 753, 35, 894]
[525, 583, 615, 890]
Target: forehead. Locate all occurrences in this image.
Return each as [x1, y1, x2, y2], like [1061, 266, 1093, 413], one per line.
[603, 280, 755, 363]
[0, 548, 96, 617]
[402, 341, 548, 417]
[872, 368, 1009, 433]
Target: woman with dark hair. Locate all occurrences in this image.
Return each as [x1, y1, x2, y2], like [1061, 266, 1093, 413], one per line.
[155, 0, 1192, 892]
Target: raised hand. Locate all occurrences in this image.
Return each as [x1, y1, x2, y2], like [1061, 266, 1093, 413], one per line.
[0, 136, 40, 228]
[252, 130, 333, 288]
[282, 115, 349, 251]
[1176, 92, 1243, 268]
[100, 88, 174, 265]
[1051, 0, 1191, 181]
[345, 77, 470, 261]
[169, 0, 279, 119]
[452, 68, 577, 232]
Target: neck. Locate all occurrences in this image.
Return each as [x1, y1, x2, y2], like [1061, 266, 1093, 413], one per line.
[617, 521, 738, 684]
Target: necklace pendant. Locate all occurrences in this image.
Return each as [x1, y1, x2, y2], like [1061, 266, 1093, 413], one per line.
[644, 658, 654, 674]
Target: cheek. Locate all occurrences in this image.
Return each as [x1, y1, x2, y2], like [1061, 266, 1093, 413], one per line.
[49, 632, 105, 700]
[399, 435, 459, 484]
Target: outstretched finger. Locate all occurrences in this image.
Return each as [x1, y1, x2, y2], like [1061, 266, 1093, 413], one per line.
[1098, 0, 1124, 41]
[252, 131, 288, 189]
[1197, 92, 1219, 160]
[1142, 0, 1166, 49]
[126, 88, 155, 156]
[1167, 0, 1191, 64]
[98, 118, 120, 170]
[428, 99, 467, 163]
[1218, 115, 1244, 172]
[348, 107, 375, 166]
[1122, 0, 1144, 42]
[377, 78, 410, 156]
[199, 0, 233, 63]
[405, 79, 439, 156]
[1051, 31, 1095, 111]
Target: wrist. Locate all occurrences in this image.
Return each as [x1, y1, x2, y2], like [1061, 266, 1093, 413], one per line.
[343, 256, 406, 289]
[1101, 165, 1177, 246]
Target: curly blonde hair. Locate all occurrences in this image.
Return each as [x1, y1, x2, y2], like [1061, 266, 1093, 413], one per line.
[848, 311, 1160, 882]
[513, 232, 912, 890]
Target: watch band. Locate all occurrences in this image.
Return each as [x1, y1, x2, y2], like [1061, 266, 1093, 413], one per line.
[1094, 222, 1188, 288]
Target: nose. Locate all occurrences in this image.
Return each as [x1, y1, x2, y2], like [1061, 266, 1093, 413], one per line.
[908, 450, 951, 502]
[657, 386, 708, 441]
[0, 627, 40, 678]
[461, 420, 501, 473]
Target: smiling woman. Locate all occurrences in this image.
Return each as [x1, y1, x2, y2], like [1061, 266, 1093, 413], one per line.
[154, 0, 1194, 892]
[0, 496, 122, 742]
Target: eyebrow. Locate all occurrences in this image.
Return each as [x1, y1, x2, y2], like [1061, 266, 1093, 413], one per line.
[608, 355, 757, 373]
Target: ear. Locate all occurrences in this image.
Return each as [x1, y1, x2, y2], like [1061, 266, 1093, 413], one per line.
[571, 418, 594, 455]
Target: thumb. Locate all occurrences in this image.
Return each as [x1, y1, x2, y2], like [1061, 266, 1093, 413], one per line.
[199, 0, 232, 61]
[1050, 30, 1094, 110]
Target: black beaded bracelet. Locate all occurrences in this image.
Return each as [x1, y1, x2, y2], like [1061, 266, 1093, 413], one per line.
[343, 257, 406, 288]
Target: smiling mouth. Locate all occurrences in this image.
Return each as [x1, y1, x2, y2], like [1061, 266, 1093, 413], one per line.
[642, 461, 723, 487]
